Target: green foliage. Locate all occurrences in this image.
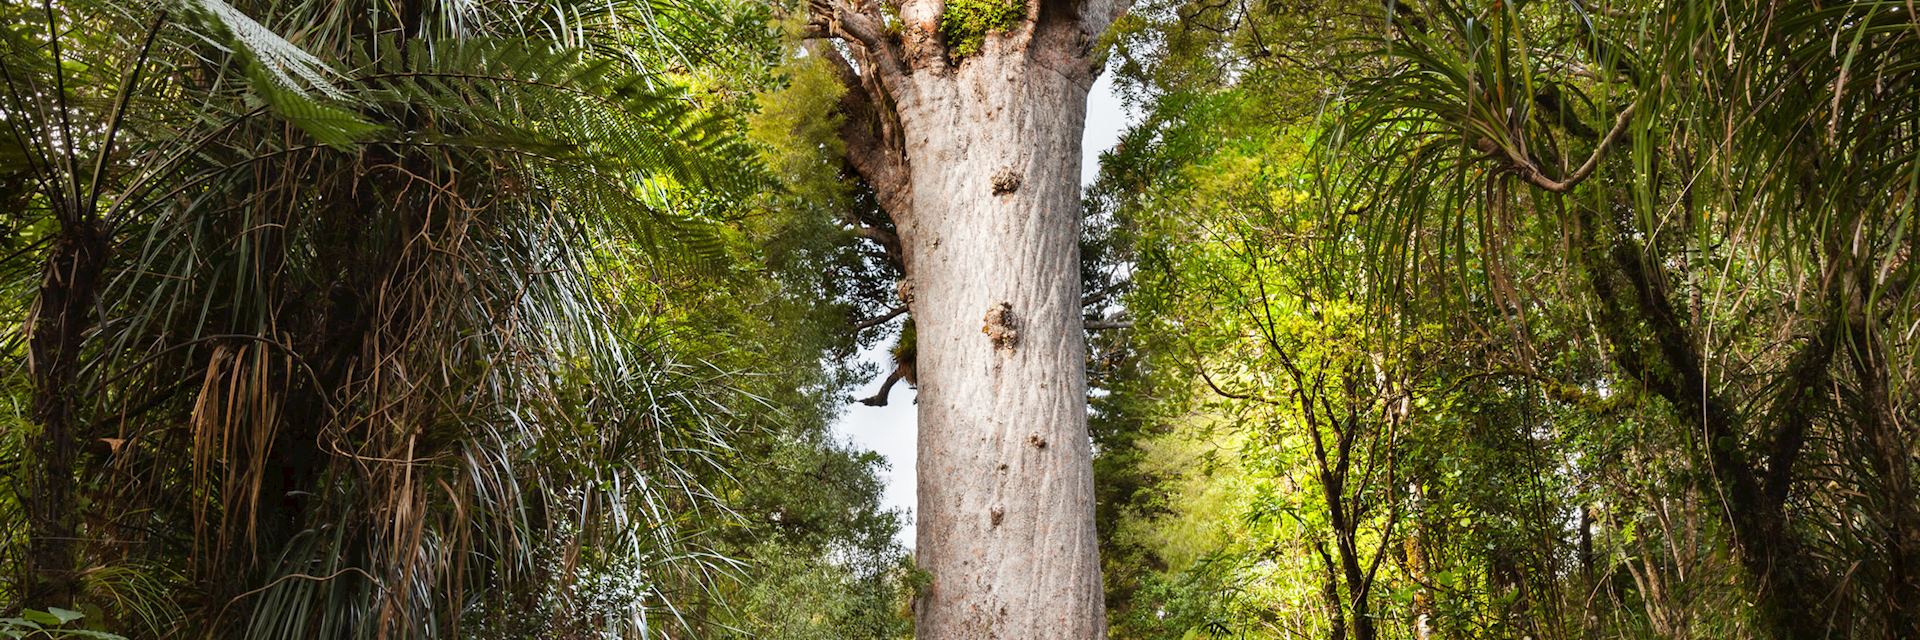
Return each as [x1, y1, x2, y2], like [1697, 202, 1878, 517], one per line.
[1090, 0, 1919, 638]
[0, 0, 907, 636]
[749, 55, 849, 207]
[244, 63, 382, 148]
[940, 0, 1024, 59]
[1, 608, 124, 639]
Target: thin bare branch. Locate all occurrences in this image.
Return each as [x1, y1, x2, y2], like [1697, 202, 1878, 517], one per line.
[854, 304, 909, 330]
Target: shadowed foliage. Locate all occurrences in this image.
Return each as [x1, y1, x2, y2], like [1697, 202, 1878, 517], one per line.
[0, 0, 911, 637]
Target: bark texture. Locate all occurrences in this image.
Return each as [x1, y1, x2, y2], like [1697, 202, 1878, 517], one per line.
[805, 0, 1126, 636]
[24, 220, 108, 607]
[900, 56, 1102, 638]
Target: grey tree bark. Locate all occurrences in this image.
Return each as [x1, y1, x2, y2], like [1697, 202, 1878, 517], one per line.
[804, 0, 1126, 636]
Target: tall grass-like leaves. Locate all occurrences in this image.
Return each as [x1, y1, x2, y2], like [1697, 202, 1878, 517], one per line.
[1, 0, 768, 635]
[1326, 0, 1917, 633]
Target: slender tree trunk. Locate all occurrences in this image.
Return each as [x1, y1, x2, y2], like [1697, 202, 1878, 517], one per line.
[1338, 535, 1375, 640]
[1406, 489, 1437, 640]
[804, 1, 1125, 636]
[1844, 300, 1920, 638]
[1318, 542, 1348, 640]
[1578, 505, 1593, 582]
[1312, 430, 1373, 640]
[24, 221, 108, 608]
[1571, 201, 1840, 639]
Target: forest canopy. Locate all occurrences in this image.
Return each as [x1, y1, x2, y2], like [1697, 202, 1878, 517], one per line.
[0, 0, 1914, 638]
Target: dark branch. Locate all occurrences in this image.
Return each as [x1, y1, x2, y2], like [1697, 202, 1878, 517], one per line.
[808, 42, 913, 223]
[1491, 103, 1637, 193]
[859, 363, 911, 406]
[853, 305, 908, 330]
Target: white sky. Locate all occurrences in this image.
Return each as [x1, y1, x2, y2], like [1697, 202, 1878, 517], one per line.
[829, 70, 1134, 549]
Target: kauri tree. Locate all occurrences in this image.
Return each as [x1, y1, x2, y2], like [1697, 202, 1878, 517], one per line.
[800, 0, 1130, 635]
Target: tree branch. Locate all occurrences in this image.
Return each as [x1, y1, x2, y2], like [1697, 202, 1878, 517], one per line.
[806, 0, 911, 90]
[1072, 0, 1133, 36]
[854, 223, 899, 251]
[808, 41, 913, 223]
[1761, 319, 1837, 507]
[1493, 103, 1637, 193]
[854, 304, 908, 330]
[859, 362, 912, 406]
[1187, 342, 1279, 406]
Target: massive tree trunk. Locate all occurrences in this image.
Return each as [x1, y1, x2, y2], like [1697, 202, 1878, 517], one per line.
[805, 0, 1124, 636]
[900, 65, 1104, 637]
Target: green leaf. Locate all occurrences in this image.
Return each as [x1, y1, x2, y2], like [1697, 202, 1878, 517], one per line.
[246, 63, 383, 148]
[19, 610, 61, 626]
[55, 631, 127, 640]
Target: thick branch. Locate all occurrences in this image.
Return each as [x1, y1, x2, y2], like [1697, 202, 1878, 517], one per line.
[1491, 103, 1637, 193]
[1571, 200, 1835, 635]
[854, 224, 900, 254]
[1084, 307, 1130, 330]
[808, 42, 913, 222]
[859, 362, 911, 406]
[806, 0, 911, 89]
[1066, 0, 1132, 37]
[1760, 319, 1836, 507]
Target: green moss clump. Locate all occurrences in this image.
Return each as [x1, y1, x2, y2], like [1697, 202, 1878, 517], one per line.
[940, 0, 1023, 59]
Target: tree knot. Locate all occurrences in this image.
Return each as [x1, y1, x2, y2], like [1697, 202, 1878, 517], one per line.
[896, 278, 916, 305]
[982, 302, 1018, 350]
[990, 168, 1021, 195]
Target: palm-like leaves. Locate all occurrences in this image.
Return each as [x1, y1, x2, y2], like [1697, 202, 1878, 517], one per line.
[1328, 0, 1917, 634]
[2, 0, 771, 636]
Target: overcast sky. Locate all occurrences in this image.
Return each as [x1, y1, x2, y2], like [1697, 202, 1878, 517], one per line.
[828, 71, 1134, 548]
